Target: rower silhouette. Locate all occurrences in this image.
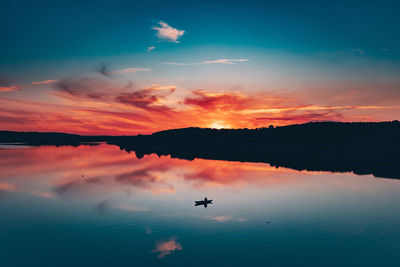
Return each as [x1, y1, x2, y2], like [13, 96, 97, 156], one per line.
[195, 197, 213, 208]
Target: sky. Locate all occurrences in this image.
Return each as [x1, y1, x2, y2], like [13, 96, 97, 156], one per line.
[1, 0, 400, 135]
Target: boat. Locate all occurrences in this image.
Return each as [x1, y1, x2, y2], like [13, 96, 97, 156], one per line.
[195, 197, 213, 207]
[195, 199, 213, 205]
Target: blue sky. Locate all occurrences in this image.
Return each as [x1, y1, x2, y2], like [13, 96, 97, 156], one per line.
[2, 0, 399, 64]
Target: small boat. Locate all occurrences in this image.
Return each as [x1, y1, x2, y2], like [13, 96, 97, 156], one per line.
[195, 197, 213, 207]
[194, 199, 213, 205]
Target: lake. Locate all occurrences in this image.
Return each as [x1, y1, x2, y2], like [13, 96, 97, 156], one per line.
[1, 144, 400, 266]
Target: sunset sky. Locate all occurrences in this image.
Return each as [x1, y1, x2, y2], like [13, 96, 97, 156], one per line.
[1, 0, 400, 135]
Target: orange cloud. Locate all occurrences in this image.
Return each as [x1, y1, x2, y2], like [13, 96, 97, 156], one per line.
[184, 89, 250, 111]
[0, 85, 21, 92]
[1, 73, 400, 135]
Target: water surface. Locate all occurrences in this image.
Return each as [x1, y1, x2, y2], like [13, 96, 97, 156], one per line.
[1, 144, 400, 266]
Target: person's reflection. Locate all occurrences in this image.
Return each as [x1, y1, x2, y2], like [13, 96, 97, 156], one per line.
[194, 197, 213, 208]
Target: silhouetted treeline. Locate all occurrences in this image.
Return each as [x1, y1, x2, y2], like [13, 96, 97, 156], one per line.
[110, 121, 400, 179]
[1, 121, 400, 179]
[0, 131, 107, 146]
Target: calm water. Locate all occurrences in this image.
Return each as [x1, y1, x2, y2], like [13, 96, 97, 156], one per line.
[1, 144, 400, 266]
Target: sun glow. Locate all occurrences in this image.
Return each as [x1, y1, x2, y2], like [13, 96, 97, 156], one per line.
[208, 121, 230, 129]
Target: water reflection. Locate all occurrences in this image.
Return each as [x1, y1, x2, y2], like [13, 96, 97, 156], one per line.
[1, 144, 400, 266]
[0, 144, 318, 200]
[153, 238, 182, 258]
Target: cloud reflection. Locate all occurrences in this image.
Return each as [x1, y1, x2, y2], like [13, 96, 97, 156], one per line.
[205, 215, 247, 223]
[152, 238, 182, 258]
[0, 182, 17, 192]
[29, 191, 54, 198]
[0, 143, 369, 208]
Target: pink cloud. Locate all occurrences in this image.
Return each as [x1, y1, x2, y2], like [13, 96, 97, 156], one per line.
[0, 85, 21, 92]
[32, 79, 58, 85]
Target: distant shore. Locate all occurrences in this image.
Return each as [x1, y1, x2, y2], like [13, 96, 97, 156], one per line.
[1, 121, 400, 179]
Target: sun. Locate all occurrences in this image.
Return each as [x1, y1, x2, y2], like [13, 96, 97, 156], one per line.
[208, 121, 231, 129]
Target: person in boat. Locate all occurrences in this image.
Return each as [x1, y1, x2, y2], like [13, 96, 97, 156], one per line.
[204, 197, 208, 202]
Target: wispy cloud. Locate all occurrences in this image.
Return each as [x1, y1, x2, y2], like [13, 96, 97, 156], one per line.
[112, 67, 151, 74]
[115, 84, 176, 112]
[0, 74, 21, 92]
[32, 79, 58, 85]
[54, 77, 175, 113]
[162, 58, 249, 66]
[241, 105, 400, 114]
[152, 21, 184, 43]
[202, 59, 249, 64]
[147, 46, 156, 52]
[97, 62, 111, 77]
[0, 85, 21, 92]
[96, 63, 150, 76]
